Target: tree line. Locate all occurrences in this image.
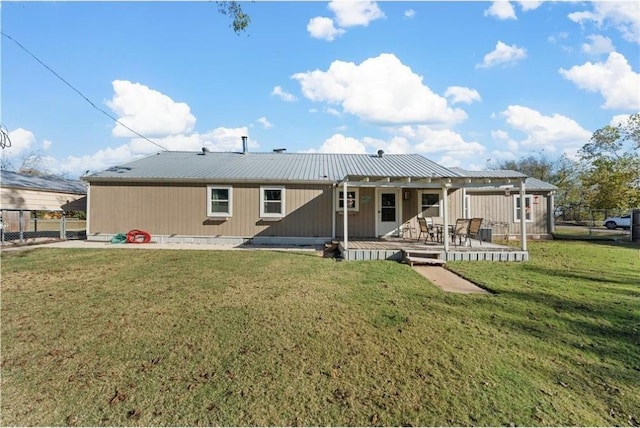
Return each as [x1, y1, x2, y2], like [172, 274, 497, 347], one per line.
[491, 113, 640, 221]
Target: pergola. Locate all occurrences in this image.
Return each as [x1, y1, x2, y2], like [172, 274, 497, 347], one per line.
[335, 172, 529, 252]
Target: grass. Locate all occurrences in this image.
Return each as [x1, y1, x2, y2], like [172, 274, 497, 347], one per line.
[553, 224, 631, 241]
[1, 242, 639, 426]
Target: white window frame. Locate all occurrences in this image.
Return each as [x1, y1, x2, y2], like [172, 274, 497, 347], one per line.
[336, 188, 359, 212]
[260, 186, 286, 218]
[464, 194, 471, 219]
[207, 185, 232, 217]
[417, 191, 441, 218]
[514, 194, 533, 222]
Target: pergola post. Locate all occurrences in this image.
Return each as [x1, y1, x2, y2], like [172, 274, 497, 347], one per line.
[343, 180, 348, 250]
[520, 179, 527, 251]
[331, 185, 336, 239]
[442, 184, 449, 252]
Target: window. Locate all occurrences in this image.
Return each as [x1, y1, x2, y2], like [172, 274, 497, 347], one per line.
[514, 195, 532, 222]
[463, 194, 471, 219]
[260, 186, 285, 218]
[418, 192, 440, 217]
[336, 189, 359, 211]
[207, 185, 232, 217]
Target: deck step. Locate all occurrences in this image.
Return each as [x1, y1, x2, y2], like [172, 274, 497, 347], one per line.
[405, 256, 446, 266]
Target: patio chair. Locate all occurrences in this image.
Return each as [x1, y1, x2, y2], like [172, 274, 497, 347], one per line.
[417, 217, 434, 243]
[467, 217, 484, 246]
[451, 218, 471, 246]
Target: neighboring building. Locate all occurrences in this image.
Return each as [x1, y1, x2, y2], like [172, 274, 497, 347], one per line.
[1, 170, 87, 238]
[1, 170, 87, 212]
[82, 149, 554, 246]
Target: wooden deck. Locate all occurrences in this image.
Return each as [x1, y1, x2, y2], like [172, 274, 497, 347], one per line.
[340, 237, 528, 262]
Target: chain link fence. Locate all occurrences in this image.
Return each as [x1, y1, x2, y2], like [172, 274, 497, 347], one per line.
[1, 215, 86, 244]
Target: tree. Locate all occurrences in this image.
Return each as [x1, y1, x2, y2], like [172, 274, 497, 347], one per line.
[216, 1, 251, 34]
[579, 113, 640, 212]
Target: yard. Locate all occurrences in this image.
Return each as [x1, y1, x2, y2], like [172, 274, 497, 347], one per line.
[1, 241, 638, 426]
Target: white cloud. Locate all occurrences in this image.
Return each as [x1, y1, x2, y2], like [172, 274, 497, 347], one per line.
[559, 52, 640, 110]
[42, 139, 53, 151]
[581, 34, 615, 56]
[54, 126, 252, 177]
[256, 117, 273, 129]
[500, 105, 592, 154]
[362, 136, 412, 154]
[516, 1, 542, 12]
[444, 86, 482, 105]
[484, 1, 541, 20]
[328, 0, 385, 28]
[107, 80, 196, 138]
[271, 86, 297, 102]
[307, 16, 345, 41]
[404, 9, 416, 19]
[387, 125, 487, 166]
[317, 134, 367, 154]
[568, 1, 640, 44]
[325, 107, 342, 117]
[477, 41, 527, 69]
[4, 128, 36, 158]
[610, 114, 631, 127]
[484, 1, 516, 20]
[292, 53, 467, 125]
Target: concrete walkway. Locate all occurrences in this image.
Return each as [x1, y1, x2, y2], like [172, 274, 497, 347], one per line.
[0, 239, 322, 253]
[412, 265, 490, 294]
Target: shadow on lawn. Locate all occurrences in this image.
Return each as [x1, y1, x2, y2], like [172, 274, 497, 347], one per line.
[471, 276, 640, 378]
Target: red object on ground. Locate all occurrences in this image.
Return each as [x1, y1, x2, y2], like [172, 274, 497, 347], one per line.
[126, 229, 151, 244]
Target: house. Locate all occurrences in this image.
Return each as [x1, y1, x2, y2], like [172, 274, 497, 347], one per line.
[1, 170, 87, 212]
[82, 148, 555, 260]
[1, 170, 87, 241]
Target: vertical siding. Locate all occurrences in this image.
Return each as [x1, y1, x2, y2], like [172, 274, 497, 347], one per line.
[335, 187, 375, 238]
[467, 192, 550, 236]
[89, 182, 333, 238]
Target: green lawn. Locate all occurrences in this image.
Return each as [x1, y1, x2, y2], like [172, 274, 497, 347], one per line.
[1, 242, 639, 426]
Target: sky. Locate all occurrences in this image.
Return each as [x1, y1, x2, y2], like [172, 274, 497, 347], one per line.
[1, 0, 639, 178]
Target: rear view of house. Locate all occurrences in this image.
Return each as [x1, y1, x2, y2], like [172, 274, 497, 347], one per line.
[83, 149, 556, 256]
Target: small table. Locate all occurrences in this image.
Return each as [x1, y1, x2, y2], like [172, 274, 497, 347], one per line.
[401, 224, 416, 239]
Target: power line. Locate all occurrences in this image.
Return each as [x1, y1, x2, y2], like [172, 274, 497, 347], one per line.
[1, 31, 168, 152]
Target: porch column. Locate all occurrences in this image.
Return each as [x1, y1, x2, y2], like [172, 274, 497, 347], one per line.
[548, 192, 555, 234]
[520, 179, 527, 251]
[343, 180, 348, 250]
[442, 184, 450, 252]
[331, 185, 336, 239]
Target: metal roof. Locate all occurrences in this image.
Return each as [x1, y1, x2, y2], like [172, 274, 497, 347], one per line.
[84, 151, 463, 183]
[449, 167, 528, 179]
[1, 170, 87, 194]
[449, 168, 557, 191]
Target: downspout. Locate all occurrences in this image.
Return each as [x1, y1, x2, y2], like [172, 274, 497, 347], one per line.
[343, 180, 348, 250]
[520, 178, 527, 251]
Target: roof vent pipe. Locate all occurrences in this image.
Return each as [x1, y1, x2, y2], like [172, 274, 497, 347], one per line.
[241, 136, 248, 154]
[377, 149, 384, 158]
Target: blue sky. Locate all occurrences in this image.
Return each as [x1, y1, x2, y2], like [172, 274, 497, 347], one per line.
[2, 1, 639, 178]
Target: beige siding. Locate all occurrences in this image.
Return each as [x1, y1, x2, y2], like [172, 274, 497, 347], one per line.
[1, 188, 84, 211]
[89, 182, 334, 238]
[335, 187, 376, 238]
[466, 192, 550, 236]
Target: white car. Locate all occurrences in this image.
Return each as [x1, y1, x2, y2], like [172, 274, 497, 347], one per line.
[603, 214, 631, 230]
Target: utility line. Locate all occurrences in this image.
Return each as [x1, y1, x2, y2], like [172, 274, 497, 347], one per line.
[1, 31, 168, 152]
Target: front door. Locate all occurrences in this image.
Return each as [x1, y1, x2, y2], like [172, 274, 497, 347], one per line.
[377, 189, 399, 237]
